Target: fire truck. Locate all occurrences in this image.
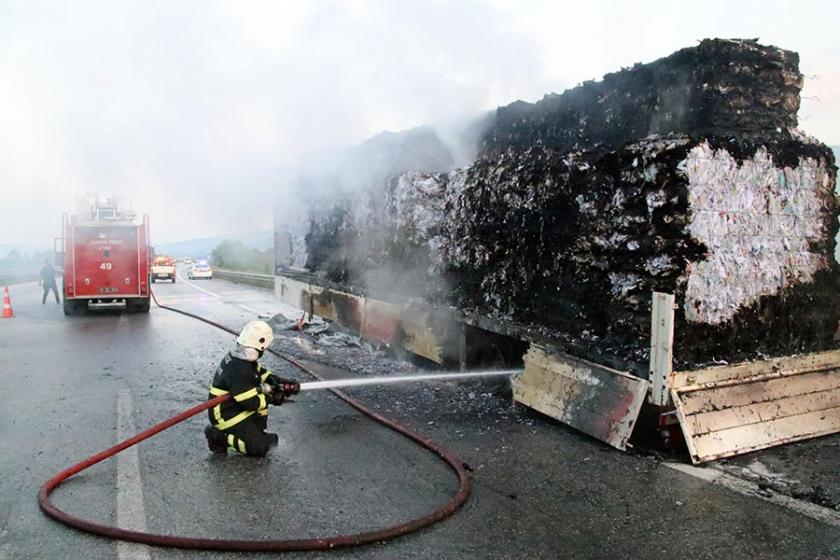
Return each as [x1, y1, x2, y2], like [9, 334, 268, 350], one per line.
[57, 195, 151, 315]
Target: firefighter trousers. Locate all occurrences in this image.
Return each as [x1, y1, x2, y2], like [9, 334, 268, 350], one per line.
[221, 415, 273, 457]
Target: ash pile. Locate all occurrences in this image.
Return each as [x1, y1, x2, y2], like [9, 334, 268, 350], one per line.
[294, 38, 839, 370]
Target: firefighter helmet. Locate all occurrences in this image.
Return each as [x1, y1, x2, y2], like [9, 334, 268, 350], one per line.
[236, 320, 274, 351]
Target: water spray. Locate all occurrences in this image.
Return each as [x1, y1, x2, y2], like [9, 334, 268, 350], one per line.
[299, 369, 521, 391]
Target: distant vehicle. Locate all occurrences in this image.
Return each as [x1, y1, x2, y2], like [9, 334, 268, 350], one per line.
[57, 195, 150, 315]
[151, 255, 176, 283]
[183, 257, 192, 265]
[188, 262, 213, 280]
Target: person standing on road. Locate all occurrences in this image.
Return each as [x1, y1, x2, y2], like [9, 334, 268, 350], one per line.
[204, 320, 301, 457]
[39, 259, 60, 304]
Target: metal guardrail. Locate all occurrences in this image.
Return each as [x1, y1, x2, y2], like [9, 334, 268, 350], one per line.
[0, 269, 40, 286]
[213, 269, 274, 290]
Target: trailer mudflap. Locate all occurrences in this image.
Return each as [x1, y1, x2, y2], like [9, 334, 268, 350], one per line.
[512, 345, 649, 450]
[671, 350, 840, 464]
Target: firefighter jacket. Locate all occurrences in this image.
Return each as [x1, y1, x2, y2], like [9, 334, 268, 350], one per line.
[207, 353, 279, 430]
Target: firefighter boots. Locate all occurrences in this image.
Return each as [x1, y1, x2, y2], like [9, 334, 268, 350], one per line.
[204, 425, 227, 454]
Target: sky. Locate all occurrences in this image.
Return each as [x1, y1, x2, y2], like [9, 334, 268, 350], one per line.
[1, 0, 838, 248]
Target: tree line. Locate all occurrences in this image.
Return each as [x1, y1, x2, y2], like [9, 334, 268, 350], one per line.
[210, 239, 273, 274]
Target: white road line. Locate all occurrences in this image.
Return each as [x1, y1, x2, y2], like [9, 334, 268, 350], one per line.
[116, 390, 152, 560]
[663, 461, 840, 528]
[176, 272, 263, 315]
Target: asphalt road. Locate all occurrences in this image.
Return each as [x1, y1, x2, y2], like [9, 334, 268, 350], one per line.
[1, 273, 839, 560]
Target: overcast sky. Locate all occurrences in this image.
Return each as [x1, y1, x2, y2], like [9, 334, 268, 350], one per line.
[1, 0, 838, 248]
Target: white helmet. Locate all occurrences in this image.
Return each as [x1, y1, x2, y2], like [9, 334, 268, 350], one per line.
[236, 320, 274, 351]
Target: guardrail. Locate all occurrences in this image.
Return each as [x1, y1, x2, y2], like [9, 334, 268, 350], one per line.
[0, 269, 40, 286]
[212, 269, 274, 290]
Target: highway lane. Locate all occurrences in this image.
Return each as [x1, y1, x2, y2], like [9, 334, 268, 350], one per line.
[0, 276, 456, 560]
[1, 277, 839, 559]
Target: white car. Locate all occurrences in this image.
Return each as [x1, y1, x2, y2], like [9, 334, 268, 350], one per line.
[188, 262, 213, 279]
[183, 257, 192, 265]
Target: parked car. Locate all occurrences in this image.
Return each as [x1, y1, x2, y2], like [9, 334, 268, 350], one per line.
[188, 262, 213, 280]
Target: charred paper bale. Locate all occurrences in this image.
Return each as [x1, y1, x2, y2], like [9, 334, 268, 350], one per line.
[481, 39, 802, 156]
[297, 38, 838, 369]
[445, 135, 838, 366]
[304, 171, 457, 301]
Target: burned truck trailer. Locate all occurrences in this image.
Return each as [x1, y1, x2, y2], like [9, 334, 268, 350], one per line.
[275, 39, 840, 461]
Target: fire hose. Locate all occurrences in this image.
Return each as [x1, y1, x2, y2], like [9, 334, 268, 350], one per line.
[37, 290, 503, 552]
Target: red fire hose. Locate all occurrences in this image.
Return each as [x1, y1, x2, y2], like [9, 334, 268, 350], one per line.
[37, 291, 471, 552]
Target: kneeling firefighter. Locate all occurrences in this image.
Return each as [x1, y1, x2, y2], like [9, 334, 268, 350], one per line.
[204, 320, 300, 456]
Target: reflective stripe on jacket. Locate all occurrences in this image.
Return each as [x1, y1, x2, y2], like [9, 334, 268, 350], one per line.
[207, 353, 268, 430]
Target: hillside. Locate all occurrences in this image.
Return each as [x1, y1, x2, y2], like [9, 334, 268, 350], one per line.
[155, 230, 272, 257]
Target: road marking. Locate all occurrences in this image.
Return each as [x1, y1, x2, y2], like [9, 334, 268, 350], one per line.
[663, 461, 840, 528]
[116, 390, 151, 560]
[176, 272, 263, 315]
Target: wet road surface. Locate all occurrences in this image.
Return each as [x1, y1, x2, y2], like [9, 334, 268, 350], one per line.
[1, 272, 839, 559]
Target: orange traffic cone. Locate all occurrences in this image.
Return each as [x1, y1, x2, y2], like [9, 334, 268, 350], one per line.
[2, 286, 13, 318]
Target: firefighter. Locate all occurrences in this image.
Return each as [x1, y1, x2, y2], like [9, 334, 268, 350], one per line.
[204, 320, 300, 456]
[39, 259, 60, 304]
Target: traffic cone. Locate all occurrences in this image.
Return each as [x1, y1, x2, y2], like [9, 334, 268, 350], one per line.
[2, 286, 13, 318]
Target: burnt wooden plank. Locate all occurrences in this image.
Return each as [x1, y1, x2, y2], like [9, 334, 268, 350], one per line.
[672, 349, 840, 388]
[513, 345, 648, 450]
[687, 405, 840, 462]
[275, 276, 311, 314]
[685, 386, 840, 436]
[360, 299, 402, 345]
[310, 286, 364, 332]
[679, 370, 840, 412]
[673, 362, 840, 463]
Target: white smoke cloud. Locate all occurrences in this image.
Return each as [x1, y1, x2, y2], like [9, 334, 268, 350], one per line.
[0, 0, 550, 246]
[1, 0, 838, 248]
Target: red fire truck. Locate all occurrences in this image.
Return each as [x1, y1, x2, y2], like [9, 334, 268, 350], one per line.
[58, 196, 151, 315]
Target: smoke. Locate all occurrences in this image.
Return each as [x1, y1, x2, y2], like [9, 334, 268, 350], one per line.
[0, 0, 549, 247]
[4, 1, 838, 250]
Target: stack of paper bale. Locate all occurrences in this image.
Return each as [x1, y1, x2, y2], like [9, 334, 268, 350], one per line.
[298, 39, 839, 369]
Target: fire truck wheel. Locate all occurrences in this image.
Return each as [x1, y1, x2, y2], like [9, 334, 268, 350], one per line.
[63, 300, 85, 316]
[128, 298, 151, 313]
